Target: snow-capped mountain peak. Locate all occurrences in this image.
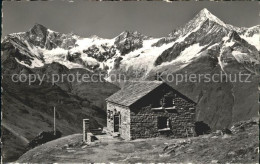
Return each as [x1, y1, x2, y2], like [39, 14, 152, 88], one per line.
[30, 23, 48, 32]
[197, 8, 227, 27]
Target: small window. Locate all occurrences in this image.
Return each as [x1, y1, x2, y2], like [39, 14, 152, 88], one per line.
[158, 117, 170, 129]
[110, 111, 113, 120]
[107, 110, 110, 119]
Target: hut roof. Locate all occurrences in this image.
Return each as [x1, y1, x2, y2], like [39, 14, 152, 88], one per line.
[106, 81, 163, 107]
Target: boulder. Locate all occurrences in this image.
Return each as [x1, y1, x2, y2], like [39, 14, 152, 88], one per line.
[27, 130, 62, 150]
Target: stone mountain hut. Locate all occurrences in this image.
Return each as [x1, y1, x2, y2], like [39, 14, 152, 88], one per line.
[105, 81, 196, 140]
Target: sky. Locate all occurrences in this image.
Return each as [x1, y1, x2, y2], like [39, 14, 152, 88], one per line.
[2, 1, 260, 39]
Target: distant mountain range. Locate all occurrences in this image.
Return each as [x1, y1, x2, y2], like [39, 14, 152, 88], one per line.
[2, 8, 259, 73]
[1, 8, 259, 162]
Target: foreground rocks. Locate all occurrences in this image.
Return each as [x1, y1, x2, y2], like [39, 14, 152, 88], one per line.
[27, 130, 62, 150]
[230, 118, 258, 134]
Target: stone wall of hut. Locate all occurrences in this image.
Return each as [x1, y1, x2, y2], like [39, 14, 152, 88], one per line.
[130, 95, 196, 140]
[107, 102, 131, 140]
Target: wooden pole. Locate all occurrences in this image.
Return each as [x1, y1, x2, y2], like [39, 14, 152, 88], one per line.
[54, 106, 56, 136]
[83, 119, 85, 142]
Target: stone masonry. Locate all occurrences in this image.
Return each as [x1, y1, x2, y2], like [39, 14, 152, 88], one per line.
[130, 96, 196, 139]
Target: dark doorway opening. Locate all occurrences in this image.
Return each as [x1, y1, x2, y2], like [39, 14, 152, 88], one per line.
[194, 121, 211, 135]
[114, 115, 120, 132]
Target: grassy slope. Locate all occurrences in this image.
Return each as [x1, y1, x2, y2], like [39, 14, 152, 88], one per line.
[17, 123, 258, 163]
[1, 126, 28, 162]
[1, 57, 119, 162]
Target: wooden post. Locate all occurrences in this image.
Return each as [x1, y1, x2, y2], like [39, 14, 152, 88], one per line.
[54, 106, 56, 136]
[83, 119, 85, 142]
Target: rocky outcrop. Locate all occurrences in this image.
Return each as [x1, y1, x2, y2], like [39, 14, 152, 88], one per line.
[27, 130, 62, 150]
[114, 31, 148, 55]
[83, 44, 116, 62]
[26, 23, 78, 50]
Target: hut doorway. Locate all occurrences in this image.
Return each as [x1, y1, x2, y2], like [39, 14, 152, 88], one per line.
[114, 114, 120, 132]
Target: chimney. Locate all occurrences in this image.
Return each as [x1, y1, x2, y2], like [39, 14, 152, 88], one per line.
[83, 119, 90, 142]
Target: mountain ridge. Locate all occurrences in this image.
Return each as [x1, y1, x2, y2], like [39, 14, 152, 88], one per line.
[2, 8, 259, 72]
